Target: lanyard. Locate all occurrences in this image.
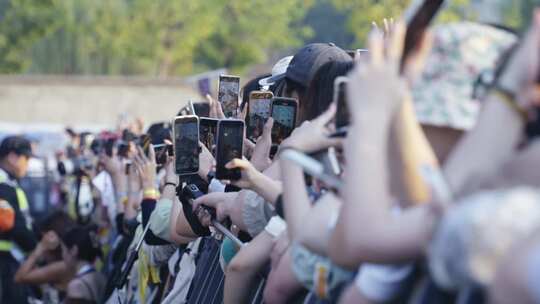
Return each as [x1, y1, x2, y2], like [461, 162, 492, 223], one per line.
[76, 264, 96, 278]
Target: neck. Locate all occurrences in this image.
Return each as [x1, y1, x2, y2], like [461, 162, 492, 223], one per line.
[0, 161, 14, 179]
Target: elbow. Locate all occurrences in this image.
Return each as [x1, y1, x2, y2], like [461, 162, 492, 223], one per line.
[227, 257, 253, 275]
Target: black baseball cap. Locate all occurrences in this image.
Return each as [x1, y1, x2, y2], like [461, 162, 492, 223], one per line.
[286, 43, 351, 88]
[0, 136, 33, 158]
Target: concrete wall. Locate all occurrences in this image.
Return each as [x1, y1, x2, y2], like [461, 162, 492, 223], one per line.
[0, 75, 199, 132]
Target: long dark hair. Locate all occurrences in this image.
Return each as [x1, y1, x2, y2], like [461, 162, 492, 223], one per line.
[302, 60, 354, 122]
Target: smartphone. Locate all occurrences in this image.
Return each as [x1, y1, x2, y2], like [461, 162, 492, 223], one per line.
[215, 119, 244, 180]
[271, 97, 298, 144]
[334, 77, 349, 130]
[247, 91, 274, 141]
[153, 143, 173, 165]
[199, 117, 218, 154]
[401, 0, 444, 72]
[173, 115, 200, 176]
[218, 75, 240, 118]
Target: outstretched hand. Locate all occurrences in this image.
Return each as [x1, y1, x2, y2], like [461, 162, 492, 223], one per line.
[346, 21, 408, 123]
[280, 103, 341, 153]
[251, 118, 274, 171]
[223, 158, 261, 190]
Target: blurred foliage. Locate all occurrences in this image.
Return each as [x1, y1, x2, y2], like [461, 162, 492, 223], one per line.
[501, 0, 540, 31]
[0, 0, 536, 75]
[331, 0, 473, 48]
[0, 0, 59, 73]
[1, 0, 311, 75]
[194, 0, 314, 74]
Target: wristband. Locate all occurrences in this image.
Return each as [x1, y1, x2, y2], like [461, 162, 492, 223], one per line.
[120, 197, 128, 207]
[492, 88, 528, 122]
[164, 182, 177, 189]
[264, 216, 287, 238]
[143, 188, 159, 200]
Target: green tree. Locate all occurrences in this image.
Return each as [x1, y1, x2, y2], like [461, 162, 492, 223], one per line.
[331, 0, 472, 47]
[501, 0, 540, 31]
[0, 0, 59, 73]
[194, 0, 314, 73]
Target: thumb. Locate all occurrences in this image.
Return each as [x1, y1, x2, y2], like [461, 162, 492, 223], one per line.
[315, 103, 337, 126]
[225, 158, 246, 170]
[262, 118, 274, 140]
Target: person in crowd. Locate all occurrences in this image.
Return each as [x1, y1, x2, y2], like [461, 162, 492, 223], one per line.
[0, 136, 37, 304]
[61, 225, 106, 304]
[14, 210, 75, 302]
[10, 6, 540, 304]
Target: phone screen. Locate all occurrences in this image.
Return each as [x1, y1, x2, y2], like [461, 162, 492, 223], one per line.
[401, 0, 444, 72]
[271, 98, 297, 144]
[335, 80, 349, 129]
[199, 118, 218, 155]
[218, 75, 240, 118]
[174, 116, 199, 175]
[216, 120, 244, 180]
[153, 144, 172, 165]
[248, 91, 273, 140]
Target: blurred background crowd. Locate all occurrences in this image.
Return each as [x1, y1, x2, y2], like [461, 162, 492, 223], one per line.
[2, 1, 540, 304]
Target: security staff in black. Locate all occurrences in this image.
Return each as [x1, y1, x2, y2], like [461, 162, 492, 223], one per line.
[0, 136, 37, 304]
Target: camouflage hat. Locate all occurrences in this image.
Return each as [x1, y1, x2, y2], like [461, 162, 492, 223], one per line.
[412, 22, 517, 130]
[428, 187, 540, 290]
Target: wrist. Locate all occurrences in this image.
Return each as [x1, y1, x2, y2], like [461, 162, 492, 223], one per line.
[251, 170, 272, 194]
[142, 180, 155, 190]
[143, 188, 159, 200]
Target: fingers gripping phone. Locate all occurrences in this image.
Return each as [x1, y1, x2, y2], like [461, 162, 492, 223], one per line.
[334, 76, 349, 130]
[173, 116, 200, 176]
[216, 119, 244, 180]
[199, 118, 218, 155]
[247, 91, 274, 141]
[271, 97, 298, 144]
[218, 75, 240, 118]
[401, 0, 444, 72]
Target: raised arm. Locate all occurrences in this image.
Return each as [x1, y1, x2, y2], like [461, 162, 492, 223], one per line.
[444, 14, 540, 196]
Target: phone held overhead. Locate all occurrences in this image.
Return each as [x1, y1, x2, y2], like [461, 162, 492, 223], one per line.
[218, 75, 241, 118]
[173, 115, 200, 176]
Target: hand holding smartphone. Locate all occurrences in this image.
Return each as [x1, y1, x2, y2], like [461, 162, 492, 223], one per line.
[215, 119, 244, 180]
[247, 90, 274, 141]
[153, 143, 173, 165]
[218, 75, 240, 118]
[173, 115, 200, 176]
[334, 76, 349, 131]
